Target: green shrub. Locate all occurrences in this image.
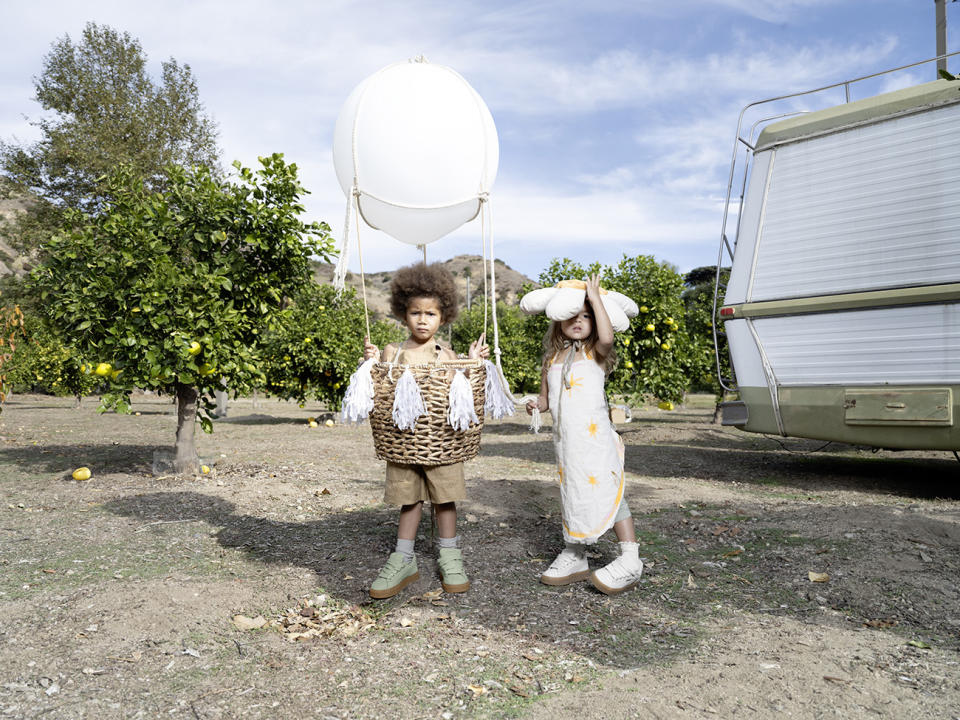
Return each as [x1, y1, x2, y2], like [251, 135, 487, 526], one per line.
[259, 283, 403, 409]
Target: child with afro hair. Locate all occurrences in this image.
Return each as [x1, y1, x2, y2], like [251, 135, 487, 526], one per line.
[363, 262, 488, 599]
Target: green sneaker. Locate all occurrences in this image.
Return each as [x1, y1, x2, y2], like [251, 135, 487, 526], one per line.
[437, 547, 470, 593]
[369, 552, 419, 599]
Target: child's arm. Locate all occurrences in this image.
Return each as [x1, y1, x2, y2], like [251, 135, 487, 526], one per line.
[586, 273, 614, 360]
[526, 361, 549, 414]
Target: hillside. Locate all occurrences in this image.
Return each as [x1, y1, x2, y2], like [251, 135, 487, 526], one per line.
[312, 254, 537, 319]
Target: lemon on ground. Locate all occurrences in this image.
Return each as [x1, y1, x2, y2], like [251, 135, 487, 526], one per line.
[325, 419, 334, 427]
[308, 420, 318, 428]
[201, 465, 210, 474]
[72, 467, 91, 481]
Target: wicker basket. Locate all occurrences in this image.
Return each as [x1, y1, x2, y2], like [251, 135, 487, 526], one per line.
[369, 359, 486, 465]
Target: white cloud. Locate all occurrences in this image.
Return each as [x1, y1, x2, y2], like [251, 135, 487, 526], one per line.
[696, 0, 843, 23]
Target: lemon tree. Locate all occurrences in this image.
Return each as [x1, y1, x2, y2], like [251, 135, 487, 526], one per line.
[29, 154, 333, 473]
[5, 314, 97, 402]
[258, 282, 403, 409]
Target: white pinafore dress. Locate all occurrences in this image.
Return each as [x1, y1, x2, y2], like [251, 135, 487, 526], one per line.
[547, 349, 625, 545]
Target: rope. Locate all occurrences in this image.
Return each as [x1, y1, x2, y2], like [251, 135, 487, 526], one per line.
[485, 197, 509, 387]
[481, 196, 489, 340]
[352, 188, 371, 340]
[333, 182, 355, 292]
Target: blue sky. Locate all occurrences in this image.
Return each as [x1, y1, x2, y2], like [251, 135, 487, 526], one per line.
[1, 1, 955, 280]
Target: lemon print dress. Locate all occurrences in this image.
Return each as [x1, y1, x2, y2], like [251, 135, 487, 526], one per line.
[548, 350, 625, 545]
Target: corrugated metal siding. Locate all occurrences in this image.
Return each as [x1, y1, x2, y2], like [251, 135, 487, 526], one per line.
[749, 103, 960, 301]
[753, 304, 960, 385]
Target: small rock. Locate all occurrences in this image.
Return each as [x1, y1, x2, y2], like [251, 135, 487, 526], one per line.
[232, 614, 267, 631]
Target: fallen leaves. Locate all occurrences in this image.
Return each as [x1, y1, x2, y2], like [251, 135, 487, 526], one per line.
[233, 594, 377, 642]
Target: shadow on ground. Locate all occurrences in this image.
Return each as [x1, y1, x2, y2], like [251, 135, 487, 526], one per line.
[104, 483, 960, 669]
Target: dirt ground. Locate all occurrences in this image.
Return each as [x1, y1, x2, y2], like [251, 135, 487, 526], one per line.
[1, 392, 958, 719]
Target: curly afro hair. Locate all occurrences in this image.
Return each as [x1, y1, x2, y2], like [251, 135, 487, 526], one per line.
[389, 262, 459, 324]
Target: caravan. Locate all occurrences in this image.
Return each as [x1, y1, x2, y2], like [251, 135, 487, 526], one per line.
[716, 60, 960, 451]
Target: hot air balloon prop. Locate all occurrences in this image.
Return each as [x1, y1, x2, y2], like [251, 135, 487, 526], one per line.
[336, 57, 515, 464]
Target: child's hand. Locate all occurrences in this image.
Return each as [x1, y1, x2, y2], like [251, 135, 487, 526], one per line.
[585, 272, 603, 300]
[526, 396, 547, 414]
[468, 333, 489, 360]
[363, 337, 381, 362]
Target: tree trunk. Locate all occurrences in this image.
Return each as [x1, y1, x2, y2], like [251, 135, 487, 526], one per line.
[174, 384, 200, 474]
[712, 400, 722, 425]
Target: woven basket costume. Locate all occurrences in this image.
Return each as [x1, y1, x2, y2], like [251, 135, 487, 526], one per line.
[369, 359, 486, 465]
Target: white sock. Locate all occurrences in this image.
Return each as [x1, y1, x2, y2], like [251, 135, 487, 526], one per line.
[619, 541, 640, 562]
[396, 538, 415, 562]
[437, 535, 460, 549]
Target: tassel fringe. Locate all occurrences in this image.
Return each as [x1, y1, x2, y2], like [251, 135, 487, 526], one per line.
[447, 370, 480, 431]
[392, 368, 426, 431]
[484, 359, 515, 419]
[340, 358, 376, 424]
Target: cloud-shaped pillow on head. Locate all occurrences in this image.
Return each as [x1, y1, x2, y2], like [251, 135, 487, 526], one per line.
[519, 280, 639, 332]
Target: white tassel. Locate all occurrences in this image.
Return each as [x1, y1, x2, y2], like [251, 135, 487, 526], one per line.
[340, 358, 376, 424]
[529, 407, 541, 434]
[392, 368, 426, 431]
[483, 359, 515, 419]
[447, 370, 479, 432]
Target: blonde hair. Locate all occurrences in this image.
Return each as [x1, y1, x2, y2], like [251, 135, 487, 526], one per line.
[540, 300, 617, 376]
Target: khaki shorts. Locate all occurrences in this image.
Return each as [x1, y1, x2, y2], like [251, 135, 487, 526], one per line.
[384, 461, 466, 506]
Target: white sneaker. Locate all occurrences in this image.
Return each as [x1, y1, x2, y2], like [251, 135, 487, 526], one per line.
[590, 555, 643, 595]
[540, 548, 589, 586]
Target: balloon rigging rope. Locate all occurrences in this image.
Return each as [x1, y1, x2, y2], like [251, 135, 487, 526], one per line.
[352, 187, 372, 341]
[481, 200, 489, 341]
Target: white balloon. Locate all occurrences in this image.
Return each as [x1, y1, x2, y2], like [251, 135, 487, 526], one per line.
[333, 60, 499, 246]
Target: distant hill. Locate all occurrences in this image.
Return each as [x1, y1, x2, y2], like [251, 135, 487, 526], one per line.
[312, 254, 537, 319]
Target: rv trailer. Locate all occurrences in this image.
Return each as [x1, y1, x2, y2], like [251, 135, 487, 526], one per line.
[716, 63, 960, 451]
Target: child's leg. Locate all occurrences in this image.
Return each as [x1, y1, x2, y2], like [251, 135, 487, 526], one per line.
[397, 501, 424, 542]
[434, 501, 457, 542]
[613, 516, 637, 543]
